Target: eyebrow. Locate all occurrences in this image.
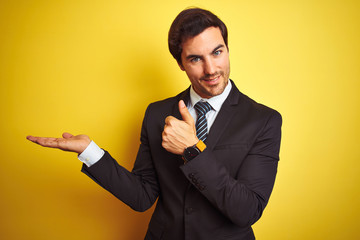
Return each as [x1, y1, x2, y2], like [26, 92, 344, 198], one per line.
[185, 44, 225, 60]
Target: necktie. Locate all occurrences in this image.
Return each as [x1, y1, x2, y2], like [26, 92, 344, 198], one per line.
[194, 101, 212, 141]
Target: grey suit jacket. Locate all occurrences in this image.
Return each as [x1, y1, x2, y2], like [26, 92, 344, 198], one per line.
[82, 80, 282, 240]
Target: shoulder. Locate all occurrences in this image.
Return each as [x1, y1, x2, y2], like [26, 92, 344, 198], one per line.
[243, 92, 281, 118]
[231, 82, 282, 125]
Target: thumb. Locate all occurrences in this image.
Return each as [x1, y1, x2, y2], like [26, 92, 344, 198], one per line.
[179, 100, 194, 125]
[62, 132, 74, 139]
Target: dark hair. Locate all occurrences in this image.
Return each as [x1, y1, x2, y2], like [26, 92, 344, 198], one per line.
[168, 8, 228, 65]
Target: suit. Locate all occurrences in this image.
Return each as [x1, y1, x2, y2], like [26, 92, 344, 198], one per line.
[82, 80, 282, 240]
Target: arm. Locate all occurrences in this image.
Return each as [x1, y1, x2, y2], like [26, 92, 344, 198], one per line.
[81, 144, 159, 212]
[82, 105, 159, 211]
[26, 106, 160, 212]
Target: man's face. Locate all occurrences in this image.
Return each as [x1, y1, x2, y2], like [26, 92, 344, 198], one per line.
[179, 27, 230, 99]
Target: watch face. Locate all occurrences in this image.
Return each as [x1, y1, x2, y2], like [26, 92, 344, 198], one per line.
[184, 146, 200, 161]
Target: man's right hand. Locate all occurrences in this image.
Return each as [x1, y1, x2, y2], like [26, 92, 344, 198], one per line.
[26, 132, 91, 154]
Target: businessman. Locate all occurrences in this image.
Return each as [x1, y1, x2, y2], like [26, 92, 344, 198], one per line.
[27, 8, 282, 240]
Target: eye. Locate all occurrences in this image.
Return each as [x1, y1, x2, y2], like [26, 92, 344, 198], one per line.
[191, 57, 201, 63]
[214, 50, 222, 56]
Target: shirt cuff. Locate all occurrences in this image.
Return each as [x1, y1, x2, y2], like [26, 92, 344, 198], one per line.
[78, 140, 105, 167]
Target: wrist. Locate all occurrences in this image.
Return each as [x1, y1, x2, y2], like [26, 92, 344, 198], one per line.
[78, 141, 105, 167]
[79, 139, 92, 154]
[182, 140, 206, 163]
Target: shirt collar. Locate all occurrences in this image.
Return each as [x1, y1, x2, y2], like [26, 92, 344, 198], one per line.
[189, 79, 232, 112]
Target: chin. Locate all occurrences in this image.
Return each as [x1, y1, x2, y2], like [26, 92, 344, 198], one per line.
[210, 85, 226, 96]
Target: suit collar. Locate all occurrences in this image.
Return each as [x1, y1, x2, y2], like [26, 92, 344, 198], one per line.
[227, 79, 241, 106]
[179, 87, 191, 106]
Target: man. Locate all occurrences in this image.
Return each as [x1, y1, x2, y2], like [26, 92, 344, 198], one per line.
[27, 8, 282, 240]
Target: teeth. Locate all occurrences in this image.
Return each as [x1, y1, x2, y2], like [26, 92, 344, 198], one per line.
[206, 76, 219, 81]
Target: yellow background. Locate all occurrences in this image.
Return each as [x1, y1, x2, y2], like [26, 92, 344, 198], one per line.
[1, 0, 359, 239]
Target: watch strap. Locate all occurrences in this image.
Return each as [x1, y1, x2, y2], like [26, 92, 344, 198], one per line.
[195, 140, 206, 152]
[182, 140, 207, 163]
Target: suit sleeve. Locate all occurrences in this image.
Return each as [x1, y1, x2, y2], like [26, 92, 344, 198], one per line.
[180, 110, 282, 227]
[81, 106, 159, 212]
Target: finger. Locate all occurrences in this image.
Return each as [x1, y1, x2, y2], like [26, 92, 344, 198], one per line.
[26, 135, 61, 148]
[178, 100, 194, 124]
[26, 135, 36, 142]
[161, 130, 167, 141]
[62, 132, 73, 139]
[165, 116, 176, 125]
[26, 135, 46, 144]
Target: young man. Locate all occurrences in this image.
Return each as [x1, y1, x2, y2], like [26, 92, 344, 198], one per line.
[27, 8, 282, 240]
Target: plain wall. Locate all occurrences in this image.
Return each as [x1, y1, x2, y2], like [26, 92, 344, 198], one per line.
[1, 0, 359, 239]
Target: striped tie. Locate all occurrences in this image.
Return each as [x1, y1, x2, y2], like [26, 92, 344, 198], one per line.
[194, 101, 212, 141]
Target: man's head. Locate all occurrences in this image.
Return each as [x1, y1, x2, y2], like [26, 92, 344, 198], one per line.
[168, 8, 230, 99]
[168, 8, 228, 66]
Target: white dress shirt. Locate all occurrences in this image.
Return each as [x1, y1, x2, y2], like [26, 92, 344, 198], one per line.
[78, 80, 232, 167]
[188, 79, 232, 131]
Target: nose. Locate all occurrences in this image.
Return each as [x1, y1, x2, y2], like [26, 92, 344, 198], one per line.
[203, 58, 216, 75]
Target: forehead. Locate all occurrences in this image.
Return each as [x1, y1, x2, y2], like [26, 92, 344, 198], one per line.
[181, 27, 225, 55]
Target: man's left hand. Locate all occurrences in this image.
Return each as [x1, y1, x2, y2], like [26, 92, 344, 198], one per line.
[162, 100, 198, 155]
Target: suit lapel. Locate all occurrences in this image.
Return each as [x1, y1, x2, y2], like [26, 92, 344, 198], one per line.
[171, 87, 191, 120]
[205, 81, 242, 150]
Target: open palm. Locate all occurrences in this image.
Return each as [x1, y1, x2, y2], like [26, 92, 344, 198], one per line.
[26, 132, 91, 154]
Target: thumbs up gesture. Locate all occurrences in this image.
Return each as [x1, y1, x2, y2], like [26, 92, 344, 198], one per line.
[162, 100, 199, 155]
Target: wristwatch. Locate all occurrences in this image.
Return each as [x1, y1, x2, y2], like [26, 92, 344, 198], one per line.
[182, 140, 206, 163]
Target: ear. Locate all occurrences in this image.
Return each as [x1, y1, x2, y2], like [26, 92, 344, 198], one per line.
[177, 61, 185, 71]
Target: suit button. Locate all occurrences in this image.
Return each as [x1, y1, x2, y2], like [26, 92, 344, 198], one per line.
[189, 173, 195, 178]
[186, 207, 193, 214]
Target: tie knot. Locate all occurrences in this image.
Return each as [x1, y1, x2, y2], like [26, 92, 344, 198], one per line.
[194, 101, 212, 116]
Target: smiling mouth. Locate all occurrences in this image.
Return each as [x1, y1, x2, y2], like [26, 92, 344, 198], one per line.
[205, 76, 218, 80]
[202, 75, 220, 84]
[201, 72, 222, 81]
